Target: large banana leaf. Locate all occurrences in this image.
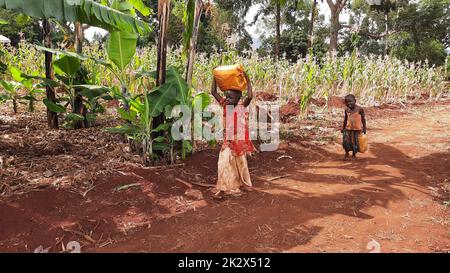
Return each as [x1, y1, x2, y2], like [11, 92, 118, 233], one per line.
[128, 0, 151, 16]
[36, 45, 113, 70]
[165, 66, 190, 105]
[147, 81, 177, 117]
[144, 67, 190, 118]
[0, 0, 151, 34]
[53, 55, 81, 77]
[107, 30, 137, 70]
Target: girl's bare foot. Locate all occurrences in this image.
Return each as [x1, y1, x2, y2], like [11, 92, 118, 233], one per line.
[241, 185, 254, 192]
[212, 191, 223, 200]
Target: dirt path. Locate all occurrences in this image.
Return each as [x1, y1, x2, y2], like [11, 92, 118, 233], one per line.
[1, 103, 449, 253]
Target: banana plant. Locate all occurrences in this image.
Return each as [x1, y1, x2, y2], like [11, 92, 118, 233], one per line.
[23, 50, 110, 128]
[0, 79, 20, 113]
[8, 66, 46, 112]
[0, 0, 152, 128]
[106, 66, 211, 164]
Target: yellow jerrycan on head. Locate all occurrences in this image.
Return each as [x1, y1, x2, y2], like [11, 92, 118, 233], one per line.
[358, 134, 369, 153]
[213, 64, 248, 92]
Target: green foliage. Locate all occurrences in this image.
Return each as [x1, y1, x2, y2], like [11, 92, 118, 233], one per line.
[106, 66, 211, 163]
[53, 55, 81, 77]
[0, 9, 42, 46]
[107, 31, 138, 70]
[0, 0, 151, 34]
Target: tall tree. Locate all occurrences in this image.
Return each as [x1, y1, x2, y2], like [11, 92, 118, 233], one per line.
[307, 0, 318, 51]
[326, 0, 348, 55]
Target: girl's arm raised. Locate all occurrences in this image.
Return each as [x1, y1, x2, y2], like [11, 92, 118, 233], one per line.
[211, 78, 223, 103]
[243, 72, 253, 107]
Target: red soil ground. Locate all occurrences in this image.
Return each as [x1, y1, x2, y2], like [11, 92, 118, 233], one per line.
[0, 100, 449, 253]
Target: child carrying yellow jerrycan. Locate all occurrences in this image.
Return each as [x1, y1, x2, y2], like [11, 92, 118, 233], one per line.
[341, 94, 368, 160]
[358, 134, 369, 153]
[210, 64, 254, 198]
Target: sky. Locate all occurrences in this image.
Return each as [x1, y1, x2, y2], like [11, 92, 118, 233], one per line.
[85, 1, 351, 49]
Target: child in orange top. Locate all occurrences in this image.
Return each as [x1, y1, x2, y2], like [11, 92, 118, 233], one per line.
[211, 71, 255, 197]
[341, 94, 366, 160]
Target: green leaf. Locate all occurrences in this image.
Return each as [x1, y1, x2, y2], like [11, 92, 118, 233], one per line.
[128, 0, 151, 16]
[22, 75, 61, 88]
[0, 80, 15, 92]
[0, 94, 9, 101]
[35, 45, 89, 61]
[117, 108, 137, 122]
[86, 113, 97, 122]
[9, 66, 24, 82]
[102, 95, 114, 100]
[53, 55, 80, 77]
[129, 96, 145, 114]
[0, 0, 151, 35]
[43, 99, 66, 113]
[107, 30, 137, 70]
[65, 113, 85, 121]
[165, 66, 190, 104]
[73, 85, 109, 99]
[192, 92, 211, 110]
[153, 136, 167, 143]
[105, 123, 141, 135]
[152, 142, 169, 152]
[0, 61, 7, 74]
[0, 18, 8, 24]
[147, 82, 177, 117]
[182, 140, 192, 157]
[136, 69, 157, 79]
[151, 123, 171, 133]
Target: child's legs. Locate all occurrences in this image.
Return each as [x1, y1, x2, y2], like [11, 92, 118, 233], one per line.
[216, 147, 245, 193]
[234, 153, 252, 187]
[348, 131, 358, 156]
[342, 130, 352, 155]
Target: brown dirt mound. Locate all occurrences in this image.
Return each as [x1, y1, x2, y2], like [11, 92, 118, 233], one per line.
[256, 91, 278, 102]
[327, 96, 345, 108]
[280, 102, 300, 122]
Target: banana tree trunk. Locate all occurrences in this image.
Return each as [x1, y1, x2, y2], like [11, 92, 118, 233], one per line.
[185, 0, 203, 154]
[156, 0, 170, 86]
[152, 0, 171, 160]
[275, 1, 281, 61]
[43, 19, 58, 129]
[73, 21, 88, 129]
[185, 0, 203, 88]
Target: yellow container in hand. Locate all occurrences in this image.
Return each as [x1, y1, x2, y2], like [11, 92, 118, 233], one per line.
[358, 134, 369, 153]
[213, 64, 247, 92]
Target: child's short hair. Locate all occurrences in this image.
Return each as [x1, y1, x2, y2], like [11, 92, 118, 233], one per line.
[344, 94, 356, 101]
